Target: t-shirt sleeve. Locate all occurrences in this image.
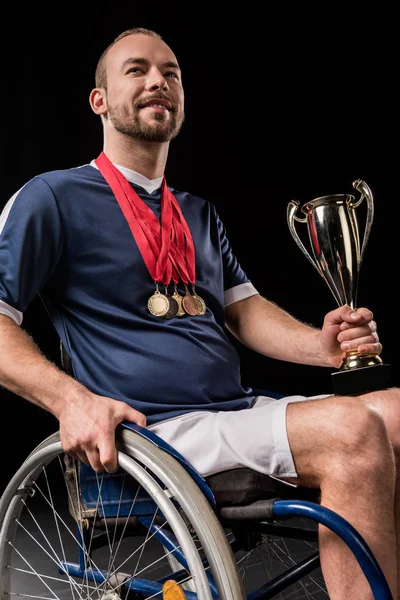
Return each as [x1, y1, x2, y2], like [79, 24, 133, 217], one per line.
[0, 176, 64, 325]
[212, 205, 259, 307]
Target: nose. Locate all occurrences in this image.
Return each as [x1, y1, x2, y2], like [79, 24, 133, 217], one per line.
[146, 69, 169, 93]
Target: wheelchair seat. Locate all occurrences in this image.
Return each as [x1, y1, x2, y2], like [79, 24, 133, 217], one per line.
[206, 467, 320, 508]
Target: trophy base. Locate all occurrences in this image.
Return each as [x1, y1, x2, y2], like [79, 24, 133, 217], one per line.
[331, 363, 391, 396]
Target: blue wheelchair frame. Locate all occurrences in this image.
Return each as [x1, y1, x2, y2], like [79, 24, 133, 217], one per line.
[62, 420, 393, 600]
[55, 343, 393, 599]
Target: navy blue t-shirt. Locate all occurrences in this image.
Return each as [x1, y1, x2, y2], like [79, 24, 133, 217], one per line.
[0, 163, 258, 424]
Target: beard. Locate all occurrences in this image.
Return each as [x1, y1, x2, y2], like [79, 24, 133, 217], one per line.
[106, 101, 185, 142]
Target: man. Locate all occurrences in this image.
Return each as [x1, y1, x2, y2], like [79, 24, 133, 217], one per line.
[0, 27, 399, 599]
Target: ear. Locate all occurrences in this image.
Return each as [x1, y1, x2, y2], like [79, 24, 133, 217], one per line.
[89, 88, 107, 116]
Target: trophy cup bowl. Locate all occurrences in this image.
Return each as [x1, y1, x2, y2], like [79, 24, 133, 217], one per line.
[287, 179, 391, 396]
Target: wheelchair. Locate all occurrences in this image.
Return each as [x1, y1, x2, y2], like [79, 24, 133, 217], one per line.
[0, 344, 393, 599]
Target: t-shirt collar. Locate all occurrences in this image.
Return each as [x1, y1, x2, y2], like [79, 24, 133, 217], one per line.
[90, 159, 163, 194]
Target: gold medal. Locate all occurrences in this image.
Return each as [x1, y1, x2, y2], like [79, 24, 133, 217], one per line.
[163, 286, 179, 319]
[182, 284, 199, 316]
[192, 285, 206, 315]
[148, 284, 170, 317]
[171, 284, 186, 317]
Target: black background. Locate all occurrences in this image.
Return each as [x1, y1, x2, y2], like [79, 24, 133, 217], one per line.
[0, 4, 398, 490]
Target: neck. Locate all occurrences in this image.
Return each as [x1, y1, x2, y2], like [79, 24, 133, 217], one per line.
[103, 135, 169, 179]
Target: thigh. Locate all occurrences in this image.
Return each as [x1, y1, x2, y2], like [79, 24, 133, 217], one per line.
[283, 393, 388, 488]
[282, 397, 339, 488]
[148, 393, 330, 480]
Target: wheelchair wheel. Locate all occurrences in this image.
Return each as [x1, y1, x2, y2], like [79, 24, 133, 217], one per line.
[0, 428, 245, 600]
[228, 518, 327, 599]
[164, 517, 326, 600]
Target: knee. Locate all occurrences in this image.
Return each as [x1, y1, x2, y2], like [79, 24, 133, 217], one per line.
[362, 386, 400, 456]
[323, 398, 394, 478]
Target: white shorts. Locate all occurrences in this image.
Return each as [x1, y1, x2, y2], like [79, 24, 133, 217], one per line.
[148, 394, 330, 480]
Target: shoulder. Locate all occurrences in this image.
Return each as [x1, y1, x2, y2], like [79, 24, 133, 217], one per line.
[34, 163, 101, 192]
[168, 185, 217, 215]
[11, 163, 99, 194]
[2, 164, 101, 218]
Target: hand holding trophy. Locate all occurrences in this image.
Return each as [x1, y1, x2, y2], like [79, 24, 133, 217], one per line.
[287, 179, 391, 396]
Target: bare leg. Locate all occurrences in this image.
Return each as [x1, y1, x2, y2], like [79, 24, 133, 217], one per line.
[283, 395, 397, 600]
[357, 387, 400, 598]
[395, 462, 400, 599]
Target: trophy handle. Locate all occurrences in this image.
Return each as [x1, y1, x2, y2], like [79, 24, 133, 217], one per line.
[287, 200, 324, 278]
[350, 179, 374, 263]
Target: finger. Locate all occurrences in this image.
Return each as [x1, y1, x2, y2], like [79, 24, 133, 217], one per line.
[333, 305, 372, 326]
[338, 325, 378, 343]
[325, 304, 353, 325]
[340, 319, 377, 332]
[86, 448, 104, 473]
[98, 438, 119, 474]
[76, 453, 91, 467]
[65, 450, 91, 468]
[354, 307, 374, 322]
[344, 306, 373, 324]
[358, 342, 382, 355]
[341, 336, 381, 352]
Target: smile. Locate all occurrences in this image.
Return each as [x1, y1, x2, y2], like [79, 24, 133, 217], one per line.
[143, 104, 169, 111]
[139, 97, 173, 111]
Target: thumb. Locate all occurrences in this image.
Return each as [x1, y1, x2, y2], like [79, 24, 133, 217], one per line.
[326, 304, 358, 326]
[124, 406, 147, 427]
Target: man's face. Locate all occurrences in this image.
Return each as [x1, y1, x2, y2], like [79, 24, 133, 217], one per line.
[103, 34, 185, 142]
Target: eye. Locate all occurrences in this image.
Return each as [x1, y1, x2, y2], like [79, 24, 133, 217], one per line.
[166, 71, 179, 80]
[127, 67, 143, 74]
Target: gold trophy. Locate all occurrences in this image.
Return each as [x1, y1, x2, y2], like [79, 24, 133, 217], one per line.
[287, 179, 391, 395]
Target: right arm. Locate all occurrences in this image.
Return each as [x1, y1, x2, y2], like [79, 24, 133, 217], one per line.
[0, 178, 145, 473]
[0, 314, 146, 472]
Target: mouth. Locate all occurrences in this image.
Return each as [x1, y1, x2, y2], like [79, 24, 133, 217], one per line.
[139, 98, 173, 112]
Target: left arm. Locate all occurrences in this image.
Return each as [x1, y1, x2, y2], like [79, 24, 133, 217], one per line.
[225, 294, 381, 369]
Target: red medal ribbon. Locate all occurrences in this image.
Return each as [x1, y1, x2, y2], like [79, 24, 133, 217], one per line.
[95, 152, 196, 286]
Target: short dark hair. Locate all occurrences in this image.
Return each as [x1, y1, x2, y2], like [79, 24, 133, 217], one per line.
[95, 28, 164, 90]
